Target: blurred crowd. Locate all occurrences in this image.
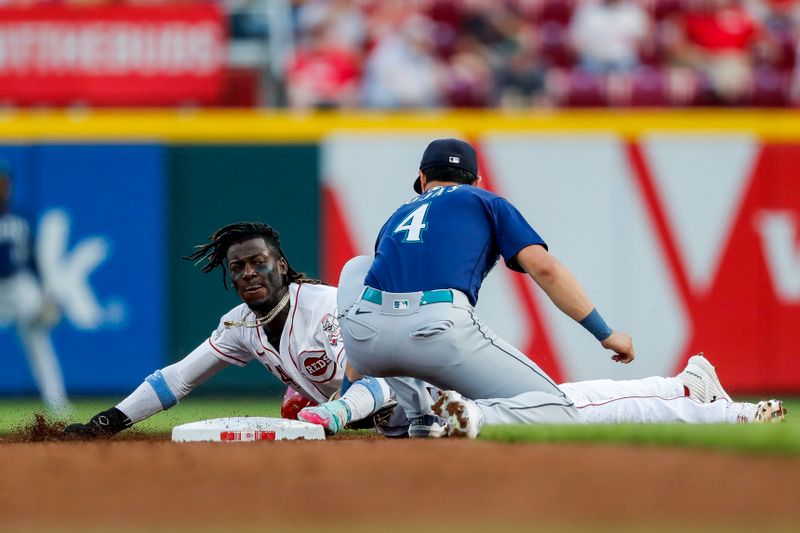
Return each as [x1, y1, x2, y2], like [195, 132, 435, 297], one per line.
[280, 0, 800, 108]
[3, 0, 799, 107]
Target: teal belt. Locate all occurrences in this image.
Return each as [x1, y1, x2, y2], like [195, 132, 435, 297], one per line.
[362, 287, 453, 306]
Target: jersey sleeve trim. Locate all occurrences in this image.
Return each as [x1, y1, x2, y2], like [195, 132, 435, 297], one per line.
[504, 242, 548, 272]
[490, 196, 548, 272]
[207, 338, 248, 365]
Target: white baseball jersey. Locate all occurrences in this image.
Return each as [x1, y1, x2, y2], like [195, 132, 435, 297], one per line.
[204, 282, 345, 403]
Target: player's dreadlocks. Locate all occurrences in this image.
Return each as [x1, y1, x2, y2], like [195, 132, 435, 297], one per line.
[184, 222, 323, 289]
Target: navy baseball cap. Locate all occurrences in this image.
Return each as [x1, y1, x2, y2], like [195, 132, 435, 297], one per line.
[0, 160, 11, 179]
[414, 138, 478, 193]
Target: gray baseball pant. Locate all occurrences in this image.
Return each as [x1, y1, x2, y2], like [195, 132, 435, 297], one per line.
[337, 256, 577, 425]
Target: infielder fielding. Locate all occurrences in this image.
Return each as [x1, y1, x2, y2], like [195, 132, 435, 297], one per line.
[0, 162, 69, 415]
[333, 138, 786, 437]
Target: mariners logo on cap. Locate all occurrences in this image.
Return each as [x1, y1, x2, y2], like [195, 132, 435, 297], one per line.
[449, 156, 460, 163]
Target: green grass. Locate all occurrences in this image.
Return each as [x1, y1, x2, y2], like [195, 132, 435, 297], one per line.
[3, 398, 800, 456]
[481, 399, 800, 455]
[0, 396, 282, 435]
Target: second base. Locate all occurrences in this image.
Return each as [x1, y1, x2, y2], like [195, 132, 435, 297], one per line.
[171, 416, 326, 442]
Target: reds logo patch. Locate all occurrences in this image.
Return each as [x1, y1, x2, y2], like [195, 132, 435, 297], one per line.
[299, 351, 336, 383]
[321, 313, 343, 348]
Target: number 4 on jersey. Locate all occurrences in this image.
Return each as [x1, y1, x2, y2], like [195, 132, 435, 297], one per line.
[393, 203, 430, 243]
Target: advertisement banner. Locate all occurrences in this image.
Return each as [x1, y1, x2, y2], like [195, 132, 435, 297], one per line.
[0, 5, 226, 106]
[0, 144, 165, 395]
[322, 133, 800, 394]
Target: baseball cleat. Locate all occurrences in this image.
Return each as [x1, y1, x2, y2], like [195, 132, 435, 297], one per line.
[432, 390, 483, 439]
[678, 353, 733, 403]
[753, 400, 787, 423]
[407, 414, 448, 438]
[297, 400, 352, 435]
[736, 400, 787, 423]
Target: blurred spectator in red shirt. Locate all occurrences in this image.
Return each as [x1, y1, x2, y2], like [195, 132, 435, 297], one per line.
[670, 0, 760, 103]
[569, 0, 651, 72]
[286, 21, 361, 109]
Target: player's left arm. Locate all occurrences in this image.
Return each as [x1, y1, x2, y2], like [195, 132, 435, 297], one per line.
[64, 346, 229, 439]
[516, 244, 634, 363]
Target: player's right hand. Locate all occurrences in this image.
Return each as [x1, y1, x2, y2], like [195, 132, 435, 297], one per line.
[601, 331, 635, 364]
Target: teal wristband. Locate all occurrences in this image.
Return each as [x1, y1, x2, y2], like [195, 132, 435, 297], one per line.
[579, 308, 612, 341]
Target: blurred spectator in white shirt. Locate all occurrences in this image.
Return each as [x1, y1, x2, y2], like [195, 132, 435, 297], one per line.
[361, 15, 445, 108]
[569, 0, 650, 72]
[286, 22, 361, 109]
[296, 0, 367, 51]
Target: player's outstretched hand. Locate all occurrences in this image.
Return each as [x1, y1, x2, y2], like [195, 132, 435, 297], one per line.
[601, 331, 635, 364]
[63, 407, 131, 440]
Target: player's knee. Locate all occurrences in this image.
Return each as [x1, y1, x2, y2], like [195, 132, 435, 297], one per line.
[341, 255, 372, 275]
[337, 255, 374, 313]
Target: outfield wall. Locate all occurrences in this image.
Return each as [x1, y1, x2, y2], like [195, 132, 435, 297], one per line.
[1, 110, 798, 395]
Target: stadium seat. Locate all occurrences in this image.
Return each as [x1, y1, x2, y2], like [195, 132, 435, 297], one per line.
[220, 68, 261, 107]
[628, 67, 669, 107]
[539, 22, 574, 68]
[748, 67, 790, 107]
[685, 72, 718, 107]
[774, 27, 797, 72]
[564, 69, 608, 107]
[650, 0, 683, 21]
[537, 0, 575, 25]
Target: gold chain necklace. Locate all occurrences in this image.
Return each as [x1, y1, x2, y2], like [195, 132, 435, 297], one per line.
[223, 290, 290, 328]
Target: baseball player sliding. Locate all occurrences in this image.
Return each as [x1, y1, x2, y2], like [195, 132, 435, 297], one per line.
[65, 222, 405, 439]
[0, 162, 69, 416]
[325, 138, 786, 438]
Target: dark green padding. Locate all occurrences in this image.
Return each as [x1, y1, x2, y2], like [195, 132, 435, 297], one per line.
[167, 144, 319, 394]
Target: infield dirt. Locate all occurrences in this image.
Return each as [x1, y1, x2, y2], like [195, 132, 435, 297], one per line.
[1, 434, 800, 532]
